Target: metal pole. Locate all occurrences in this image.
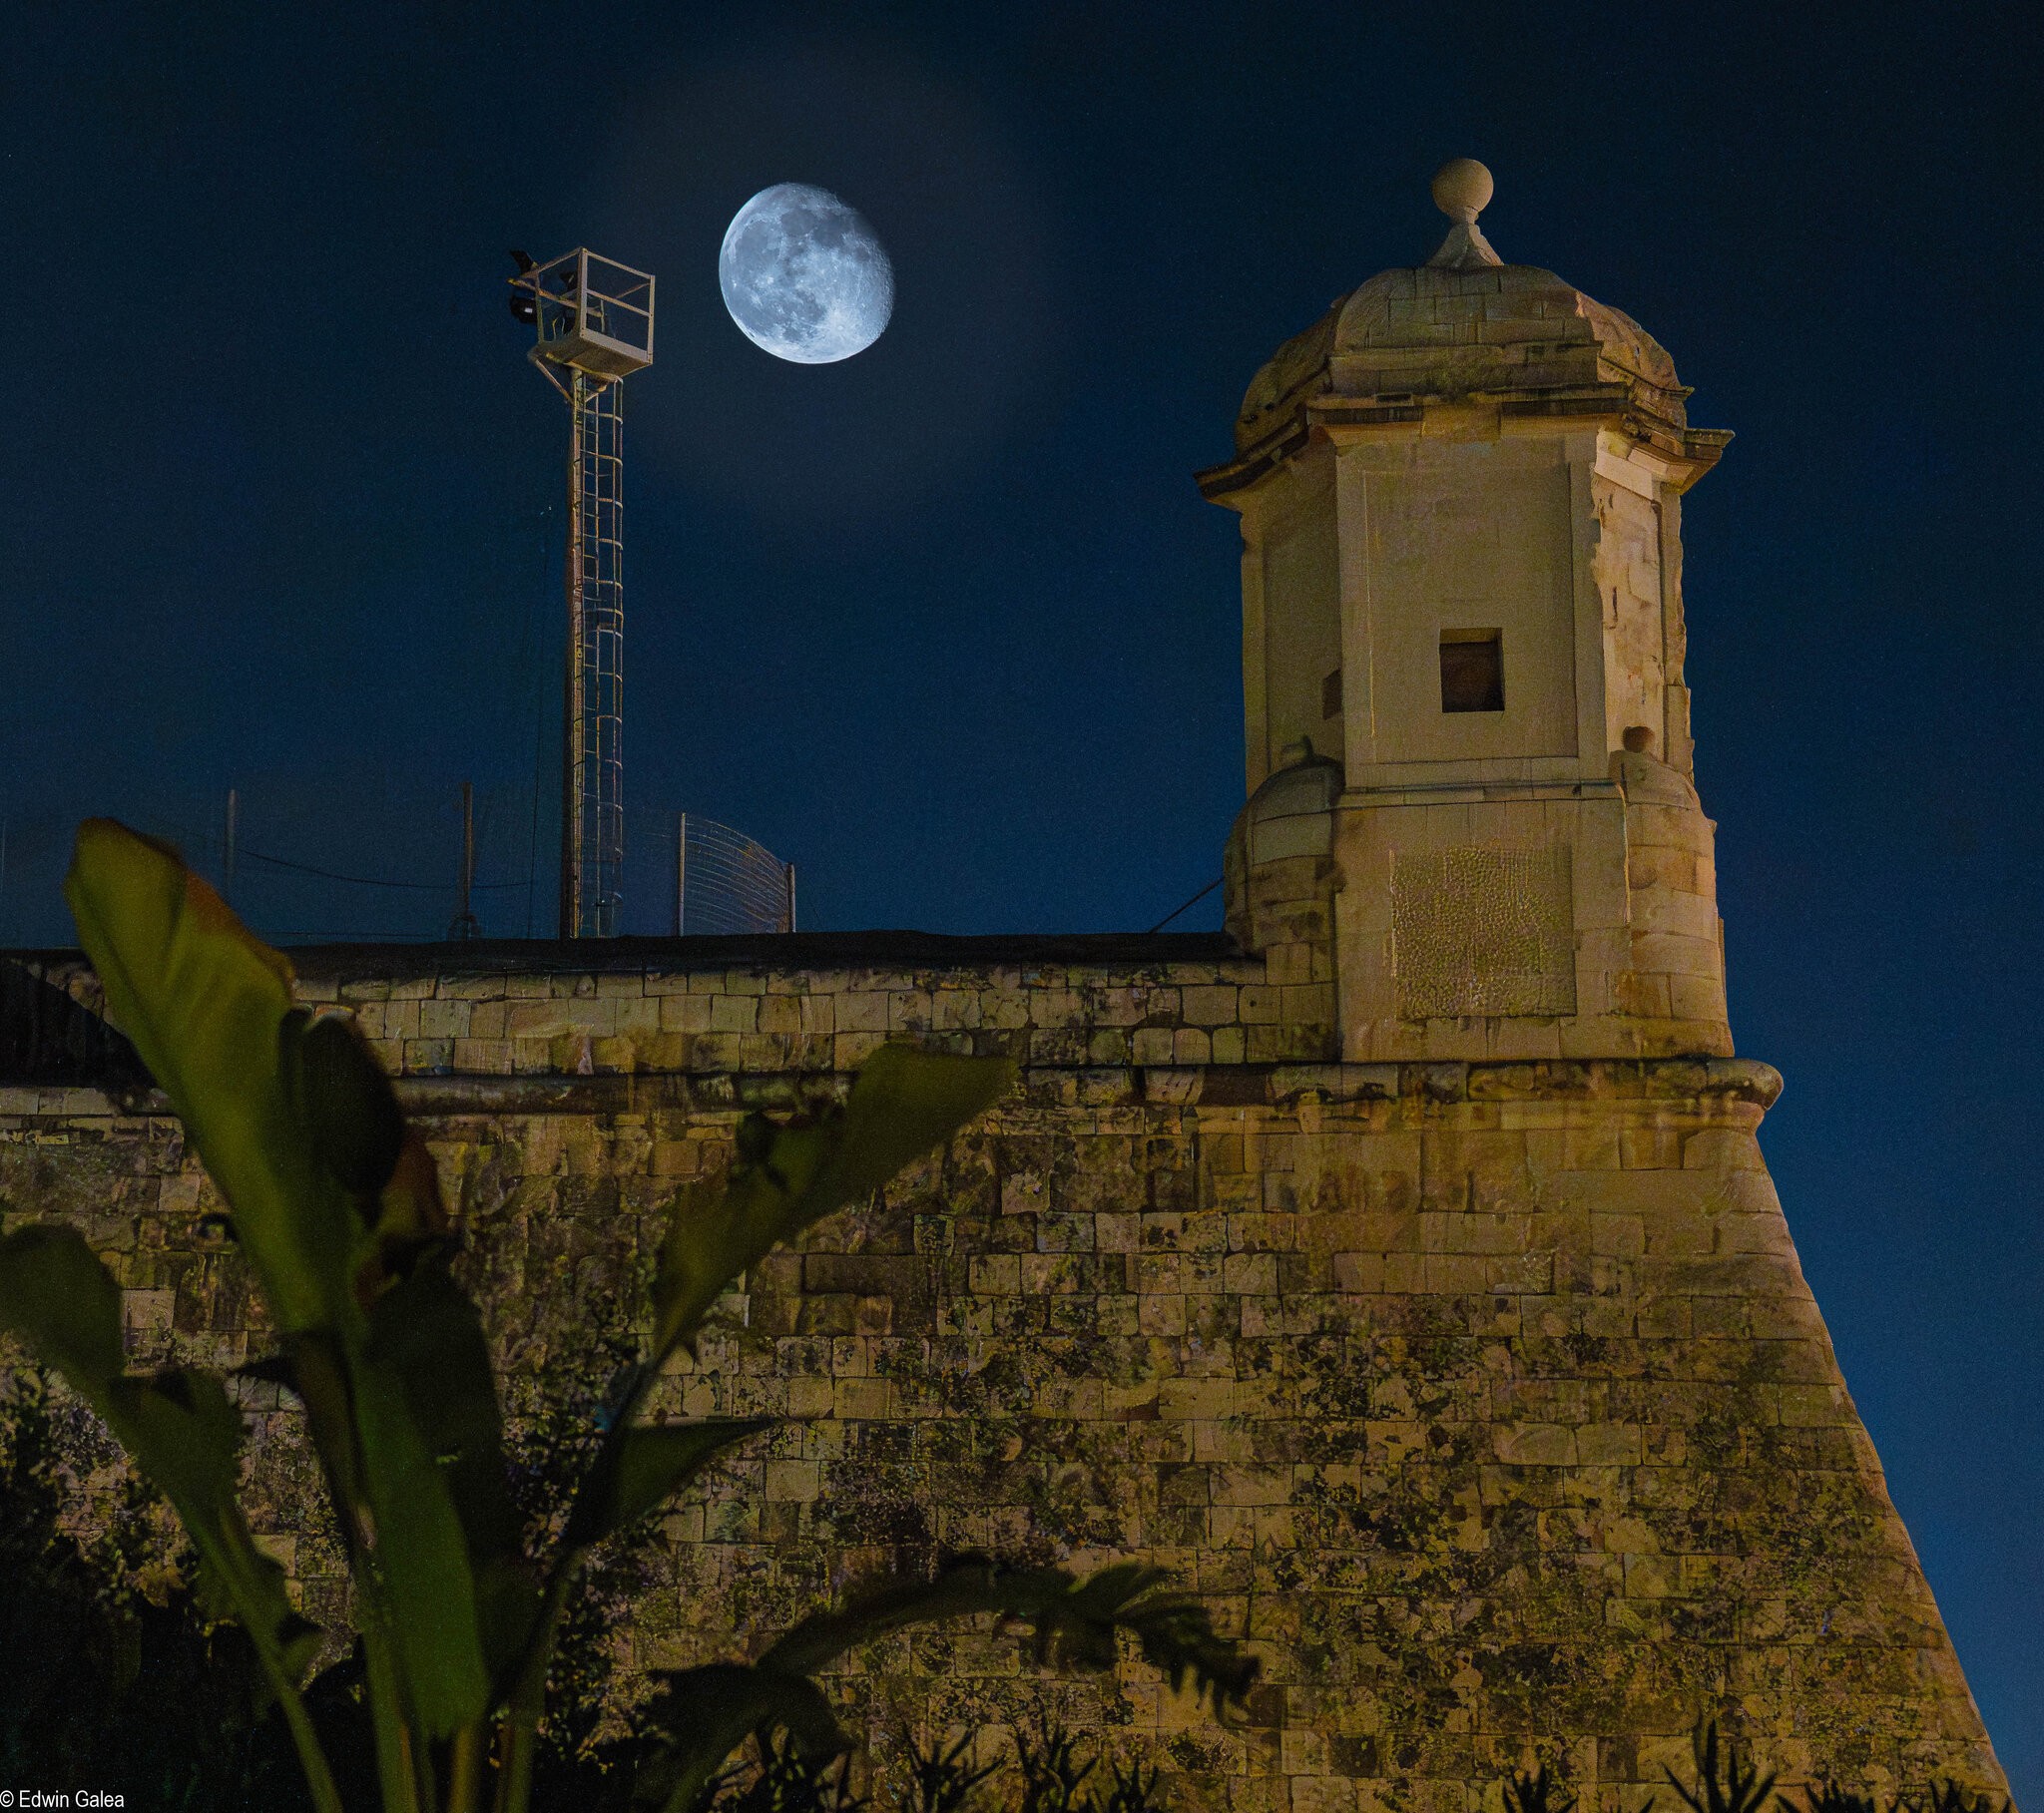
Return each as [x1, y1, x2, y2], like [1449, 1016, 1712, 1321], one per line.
[675, 811, 687, 937]
[224, 788, 239, 905]
[559, 368, 625, 938]
[785, 861, 796, 935]
[451, 781, 479, 941]
[559, 372, 586, 940]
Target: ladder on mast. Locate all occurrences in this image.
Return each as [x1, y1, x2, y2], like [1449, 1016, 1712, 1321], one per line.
[510, 247, 655, 938]
[562, 367, 625, 938]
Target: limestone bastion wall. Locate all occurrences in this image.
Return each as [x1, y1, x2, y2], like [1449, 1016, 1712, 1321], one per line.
[0, 937, 2011, 1809]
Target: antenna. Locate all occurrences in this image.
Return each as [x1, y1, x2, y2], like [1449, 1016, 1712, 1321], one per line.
[449, 780, 480, 941]
[510, 247, 656, 938]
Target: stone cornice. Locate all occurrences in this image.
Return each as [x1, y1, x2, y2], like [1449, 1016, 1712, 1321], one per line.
[2, 1058, 1784, 1125]
[1196, 391, 1731, 501]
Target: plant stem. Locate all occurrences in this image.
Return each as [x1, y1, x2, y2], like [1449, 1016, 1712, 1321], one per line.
[493, 1561, 579, 1813]
[364, 1618, 424, 1813]
[492, 1714, 535, 1813]
[266, 1668, 347, 1813]
[446, 1723, 486, 1813]
[401, 1722, 437, 1813]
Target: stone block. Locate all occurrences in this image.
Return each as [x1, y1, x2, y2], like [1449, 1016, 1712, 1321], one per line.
[610, 998, 657, 1036]
[1611, 971, 1672, 1020]
[1133, 1027, 1177, 1066]
[1620, 1127, 1682, 1169]
[833, 1032, 887, 1068]
[887, 990, 933, 1032]
[765, 1460, 820, 1503]
[1240, 986, 1284, 1025]
[661, 994, 716, 1034]
[452, 1039, 513, 1076]
[1089, 1028, 1132, 1066]
[835, 993, 888, 1033]
[1183, 986, 1240, 1028]
[1668, 972, 1728, 1022]
[1631, 931, 1721, 980]
[1777, 1384, 1851, 1427]
[122, 1286, 175, 1330]
[0, 956, 2006, 1803]
[1631, 888, 1720, 940]
[710, 995, 759, 1035]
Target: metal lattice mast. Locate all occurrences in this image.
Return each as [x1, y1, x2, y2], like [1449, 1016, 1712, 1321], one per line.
[509, 246, 655, 938]
[563, 369, 625, 937]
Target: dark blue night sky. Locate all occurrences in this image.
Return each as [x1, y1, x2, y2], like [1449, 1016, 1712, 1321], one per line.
[3, 2, 2039, 1782]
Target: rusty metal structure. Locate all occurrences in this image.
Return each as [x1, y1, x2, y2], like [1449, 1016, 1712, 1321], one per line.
[511, 248, 655, 937]
[669, 812, 795, 936]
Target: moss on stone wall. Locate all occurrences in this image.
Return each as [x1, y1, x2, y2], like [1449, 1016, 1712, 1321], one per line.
[0, 1042, 2012, 1809]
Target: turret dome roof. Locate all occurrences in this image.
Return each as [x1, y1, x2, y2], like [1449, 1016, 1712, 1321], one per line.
[1234, 261, 1689, 457]
[1203, 163, 1728, 498]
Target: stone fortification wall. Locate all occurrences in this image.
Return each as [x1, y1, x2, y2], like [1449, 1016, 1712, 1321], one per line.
[0, 943, 2011, 1808]
[262, 932, 1326, 1078]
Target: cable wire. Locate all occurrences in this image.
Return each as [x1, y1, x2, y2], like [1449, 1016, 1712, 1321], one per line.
[1147, 876, 1221, 934]
[233, 847, 527, 892]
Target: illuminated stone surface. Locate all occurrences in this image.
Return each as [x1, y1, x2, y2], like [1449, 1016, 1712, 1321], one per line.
[0, 165, 2013, 1804]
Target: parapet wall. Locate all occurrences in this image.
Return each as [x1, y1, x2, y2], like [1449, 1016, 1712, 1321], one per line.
[15, 931, 1334, 1082]
[0, 941, 2013, 1807]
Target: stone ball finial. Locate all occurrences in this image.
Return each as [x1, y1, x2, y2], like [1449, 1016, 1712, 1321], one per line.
[1430, 158, 1494, 225]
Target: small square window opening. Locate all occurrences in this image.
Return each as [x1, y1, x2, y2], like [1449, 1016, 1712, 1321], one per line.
[1321, 667, 1342, 718]
[1440, 629, 1504, 712]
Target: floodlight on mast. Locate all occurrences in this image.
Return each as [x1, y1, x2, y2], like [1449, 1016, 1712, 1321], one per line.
[509, 247, 656, 938]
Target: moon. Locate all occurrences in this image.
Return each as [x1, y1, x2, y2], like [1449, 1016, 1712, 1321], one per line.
[719, 184, 894, 364]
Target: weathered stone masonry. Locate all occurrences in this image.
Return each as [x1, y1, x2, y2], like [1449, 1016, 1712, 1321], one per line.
[0, 938, 2011, 1806]
[0, 160, 2016, 1804]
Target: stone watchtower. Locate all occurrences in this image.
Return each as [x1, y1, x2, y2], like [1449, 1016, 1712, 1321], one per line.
[1206, 159, 1733, 1064]
[1182, 163, 2013, 1792]
[0, 162, 2016, 1810]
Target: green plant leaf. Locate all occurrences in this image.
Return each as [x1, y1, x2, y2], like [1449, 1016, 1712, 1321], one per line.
[360, 1250, 540, 1694]
[348, 1131, 452, 1307]
[0, 1221, 124, 1380]
[112, 1369, 324, 1672]
[290, 1009, 407, 1194]
[63, 823, 503, 1725]
[63, 820, 357, 1332]
[364, 1254, 523, 1570]
[0, 1226, 323, 1696]
[563, 1417, 773, 1550]
[346, 1257, 517, 1736]
[636, 1661, 846, 1813]
[653, 1045, 1011, 1355]
[349, 1355, 489, 1736]
[492, 1416, 774, 1759]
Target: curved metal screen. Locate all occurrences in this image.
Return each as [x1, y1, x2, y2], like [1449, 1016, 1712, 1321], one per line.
[0, 781, 798, 947]
[673, 814, 793, 936]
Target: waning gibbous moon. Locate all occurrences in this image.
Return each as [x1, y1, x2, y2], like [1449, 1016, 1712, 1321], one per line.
[718, 184, 894, 364]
